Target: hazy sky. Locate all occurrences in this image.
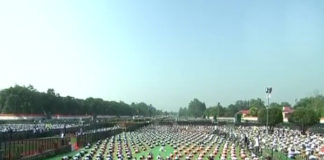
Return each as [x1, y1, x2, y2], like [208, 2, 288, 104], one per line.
[0, 1, 324, 111]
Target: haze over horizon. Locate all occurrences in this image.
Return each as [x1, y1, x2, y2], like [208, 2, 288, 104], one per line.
[1, 0, 324, 112]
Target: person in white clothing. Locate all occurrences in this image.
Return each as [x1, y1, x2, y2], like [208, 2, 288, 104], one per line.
[254, 137, 259, 154]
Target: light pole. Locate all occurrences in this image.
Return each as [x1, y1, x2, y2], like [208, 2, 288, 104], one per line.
[265, 87, 272, 134]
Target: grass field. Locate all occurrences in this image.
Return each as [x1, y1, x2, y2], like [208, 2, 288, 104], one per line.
[44, 140, 297, 160]
[45, 136, 249, 160]
[42, 126, 298, 160]
[46, 149, 87, 160]
[135, 145, 174, 160]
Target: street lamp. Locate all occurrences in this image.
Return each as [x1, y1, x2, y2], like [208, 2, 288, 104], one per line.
[265, 87, 272, 134]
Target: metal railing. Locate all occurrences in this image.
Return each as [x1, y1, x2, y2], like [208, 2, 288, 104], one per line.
[0, 136, 70, 160]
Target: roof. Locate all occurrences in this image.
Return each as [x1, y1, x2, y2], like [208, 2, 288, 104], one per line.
[240, 109, 249, 114]
[0, 113, 45, 117]
[283, 106, 294, 113]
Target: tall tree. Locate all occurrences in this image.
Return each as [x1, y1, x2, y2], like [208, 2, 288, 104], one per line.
[205, 102, 223, 118]
[258, 107, 283, 132]
[280, 102, 291, 107]
[248, 107, 258, 116]
[294, 95, 324, 116]
[289, 107, 320, 134]
[188, 98, 206, 118]
[270, 102, 281, 109]
[249, 98, 265, 109]
[0, 85, 164, 117]
[178, 107, 189, 117]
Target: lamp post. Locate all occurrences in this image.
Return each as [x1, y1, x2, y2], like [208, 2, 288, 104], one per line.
[265, 87, 272, 134]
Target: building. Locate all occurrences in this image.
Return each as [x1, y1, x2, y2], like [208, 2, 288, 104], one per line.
[239, 109, 250, 117]
[237, 106, 295, 123]
[282, 106, 294, 122]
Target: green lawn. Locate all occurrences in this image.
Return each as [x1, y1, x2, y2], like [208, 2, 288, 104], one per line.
[43, 135, 296, 160]
[45, 137, 79, 160]
[262, 149, 295, 160]
[44, 144, 297, 160]
[46, 148, 88, 160]
[135, 145, 174, 160]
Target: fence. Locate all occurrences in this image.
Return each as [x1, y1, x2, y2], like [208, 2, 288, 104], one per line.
[262, 148, 310, 160]
[0, 122, 114, 160]
[76, 128, 122, 148]
[0, 122, 115, 142]
[261, 148, 287, 160]
[0, 136, 70, 160]
[0, 122, 149, 160]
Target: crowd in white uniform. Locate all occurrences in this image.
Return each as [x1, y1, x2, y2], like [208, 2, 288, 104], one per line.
[216, 125, 324, 160]
[0, 123, 82, 133]
[66, 125, 255, 160]
[60, 124, 324, 160]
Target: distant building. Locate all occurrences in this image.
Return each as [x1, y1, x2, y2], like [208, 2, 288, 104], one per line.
[237, 109, 258, 122]
[282, 106, 294, 122]
[239, 109, 250, 117]
[237, 106, 295, 123]
[0, 113, 45, 120]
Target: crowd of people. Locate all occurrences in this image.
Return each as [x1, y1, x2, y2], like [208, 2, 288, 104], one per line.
[0, 122, 83, 133]
[62, 124, 324, 160]
[3, 121, 324, 160]
[66, 125, 254, 160]
[215, 125, 324, 160]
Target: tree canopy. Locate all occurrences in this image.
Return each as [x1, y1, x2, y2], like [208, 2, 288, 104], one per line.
[180, 99, 267, 118]
[289, 107, 320, 134]
[248, 107, 258, 116]
[204, 102, 222, 119]
[294, 95, 324, 116]
[269, 102, 281, 108]
[258, 107, 283, 131]
[188, 98, 206, 117]
[178, 98, 206, 118]
[0, 85, 164, 116]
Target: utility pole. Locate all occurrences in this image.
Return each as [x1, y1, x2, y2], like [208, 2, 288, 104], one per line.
[265, 87, 272, 134]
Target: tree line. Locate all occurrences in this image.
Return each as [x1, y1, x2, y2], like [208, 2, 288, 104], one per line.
[0, 85, 166, 117]
[178, 96, 324, 118]
[179, 95, 324, 134]
[179, 98, 278, 118]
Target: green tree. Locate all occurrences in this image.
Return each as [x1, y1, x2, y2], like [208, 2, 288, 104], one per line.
[235, 113, 242, 124]
[270, 102, 281, 109]
[205, 102, 223, 118]
[0, 85, 164, 117]
[224, 104, 240, 117]
[249, 98, 265, 109]
[224, 100, 249, 117]
[188, 98, 206, 117]
[294, 95, 324, 116]
[179, 107, 189, 117]
[258, 107, 283, 132]
[281, 102, 291, 107]
[248, 107, 258, 116]
[289, 108, 320, 134]
[216, 104, 225, 116]
[131, 102, 157, 116]
[205, 107, 217, 117]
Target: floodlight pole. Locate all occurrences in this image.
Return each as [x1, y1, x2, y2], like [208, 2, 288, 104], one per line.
[266, 96, 269, 134]
[265, 87, 272, 135]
